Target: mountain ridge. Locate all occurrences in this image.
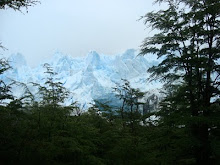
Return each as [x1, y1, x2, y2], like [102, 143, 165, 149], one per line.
[2, 49, 163, 109]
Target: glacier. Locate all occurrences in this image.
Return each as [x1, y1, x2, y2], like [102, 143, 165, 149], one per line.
[1, 49, 163, 110]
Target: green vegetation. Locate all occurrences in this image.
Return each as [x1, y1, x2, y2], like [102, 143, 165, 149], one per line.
[0, 61, 219, 164]
[0, 0, 219, 164]
[140, 0, 220, 164]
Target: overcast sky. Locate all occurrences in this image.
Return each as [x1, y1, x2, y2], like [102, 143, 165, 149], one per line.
[0, 0, 162, 67]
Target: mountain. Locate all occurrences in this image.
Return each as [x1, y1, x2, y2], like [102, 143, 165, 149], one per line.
[2, 49, 163, 110]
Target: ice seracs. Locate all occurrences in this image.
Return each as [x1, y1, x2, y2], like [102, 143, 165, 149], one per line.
[2, 49, 163, 109]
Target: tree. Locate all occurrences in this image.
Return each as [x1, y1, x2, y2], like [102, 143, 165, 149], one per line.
[35, 63, 70, 106]
[0, 0, 39, 11]
[0, 58, 13, 105]
[113, 79, 145, 132]
[31, 64, 72, 141]
[140, 0, 220, 164]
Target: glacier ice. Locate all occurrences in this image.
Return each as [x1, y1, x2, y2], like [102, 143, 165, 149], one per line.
[1, 49, 163, 109]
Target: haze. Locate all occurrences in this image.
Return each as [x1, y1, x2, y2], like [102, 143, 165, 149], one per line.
[0, 0, 161, 67]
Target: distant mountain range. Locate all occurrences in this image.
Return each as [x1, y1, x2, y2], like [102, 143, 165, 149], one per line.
[1, 49, 163, 110]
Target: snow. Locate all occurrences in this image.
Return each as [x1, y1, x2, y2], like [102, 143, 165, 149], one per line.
[2, 49, 163, 109]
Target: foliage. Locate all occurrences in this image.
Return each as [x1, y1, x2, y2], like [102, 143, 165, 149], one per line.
[0, 61, 219, 164]
[112, 79, 144, 132]
[0, 59, 13, 105]
[0, 0, 39, 11]
[33, 63, 70, 106]
[140, 0, 220, 164]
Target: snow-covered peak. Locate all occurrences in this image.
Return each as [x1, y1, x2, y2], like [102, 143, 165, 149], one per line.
[50, 51, 70, 64]
[8, 53, 27, 68]
[121, 49, 136, 59]
[54, 51, 64, 58]
[85, 51, 101, 68]
[2, 49, 163, 109]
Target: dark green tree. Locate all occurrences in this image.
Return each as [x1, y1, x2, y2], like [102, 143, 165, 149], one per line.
[35, 63, 70, 106]
[113, 79, 145, 132]
[0, 58, 13, 105]
[140, 0, 220, 164]
[31, 64, 72, 141]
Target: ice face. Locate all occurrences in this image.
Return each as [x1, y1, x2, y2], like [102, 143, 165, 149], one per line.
[121, 49, 136, 59]
[2, 49, 163, 108]
[8, 53, 27, 68]
[85, 50, 103, 70]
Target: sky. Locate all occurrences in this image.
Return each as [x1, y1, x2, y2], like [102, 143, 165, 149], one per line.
[0, 0, 162, 67]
